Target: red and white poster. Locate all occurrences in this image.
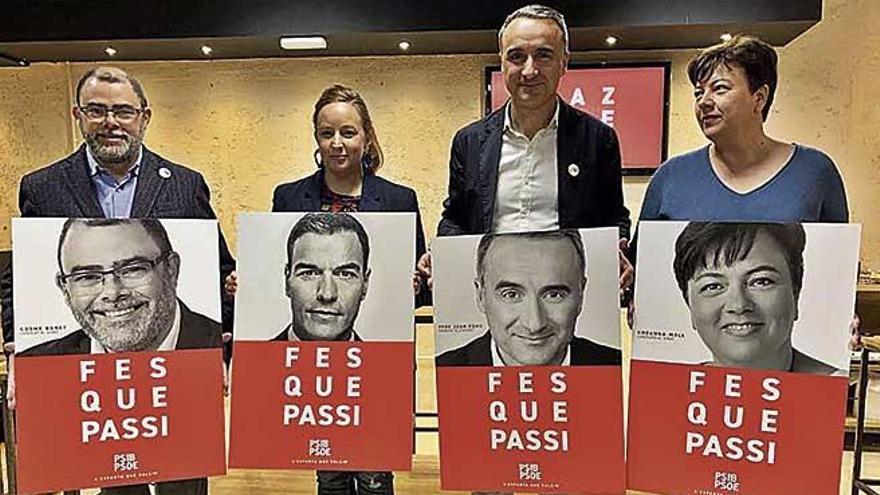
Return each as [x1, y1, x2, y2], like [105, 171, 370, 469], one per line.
[489, 65, 667, 170]
[433, 228, 625, 493]
[228, 212, 415, 471]
[628, 221, 860, 495]
[13, 218, 226, 494]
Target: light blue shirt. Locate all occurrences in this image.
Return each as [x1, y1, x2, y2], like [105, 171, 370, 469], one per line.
[86, 146, 143, 218]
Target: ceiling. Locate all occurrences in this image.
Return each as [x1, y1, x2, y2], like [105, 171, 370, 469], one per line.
[0, 0, 822, 66]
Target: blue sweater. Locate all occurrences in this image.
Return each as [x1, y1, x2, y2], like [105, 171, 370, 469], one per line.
[638, 144, 848, 223]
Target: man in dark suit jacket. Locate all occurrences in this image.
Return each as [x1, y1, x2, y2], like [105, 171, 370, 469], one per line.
[2, 66, 228, 495]
[419, 5, 632, 291]
[435, 230, 621, 368]
[436, 6, 629, 237]
[0, 66, 234, 349]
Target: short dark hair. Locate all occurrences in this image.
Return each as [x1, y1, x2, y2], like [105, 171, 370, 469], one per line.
[476, 229, 585, 284]
[687, 35, 778, 121]
[75, 66, 149, 109]
[499, 4, 569, 55]
[672, 222, 806, 302]
[57, 218, 173, 273]
[285, 213, 370, 272]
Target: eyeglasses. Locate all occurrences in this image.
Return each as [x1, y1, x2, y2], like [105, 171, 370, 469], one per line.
[59, 252, 172, 294]
[78, 104, 144, 123]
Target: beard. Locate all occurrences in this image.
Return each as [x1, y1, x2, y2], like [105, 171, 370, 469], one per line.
[73, 285, 177, 352]
[82, 122, 145, 165]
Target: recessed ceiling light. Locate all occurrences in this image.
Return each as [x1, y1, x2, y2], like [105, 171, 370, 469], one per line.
[720, 33, 733, 42]
[280, 36, 328, 50]
[104, 46, 117, 57]
[201, 45, 213, 56]
[605, 35, 618, 47]
[398, 40, 411, 51]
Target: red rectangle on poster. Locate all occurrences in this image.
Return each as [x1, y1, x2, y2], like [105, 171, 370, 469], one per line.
[490, 67, 666, 169]
[229, 341, 414, 471]
[436, 365, 625, 493]
[15, 349, 226, 494]
[627, 360, 847, 495]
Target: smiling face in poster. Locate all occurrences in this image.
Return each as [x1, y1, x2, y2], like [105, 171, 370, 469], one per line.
[285, 213, 371, 341]
[674, 223, 808, 371]
[56, 219, 180, 352]
[475, 231, 586, 366]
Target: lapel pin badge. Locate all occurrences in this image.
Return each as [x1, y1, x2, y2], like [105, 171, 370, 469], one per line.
[158, 167, 172, 179]
[568, 163, 580, 177]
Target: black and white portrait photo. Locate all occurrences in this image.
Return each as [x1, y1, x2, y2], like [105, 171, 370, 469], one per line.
[433, 228, 622, 367]
[234, 212, 415, 342]
[633, 221, 861, 375]
[14, 218, 222, 356]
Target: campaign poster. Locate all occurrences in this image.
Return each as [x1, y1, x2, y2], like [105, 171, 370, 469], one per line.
[433, 227, 625, 493]
[13, 217, 226, 494]
[228, 212, 415, 471]
[628, 221, 860, 495]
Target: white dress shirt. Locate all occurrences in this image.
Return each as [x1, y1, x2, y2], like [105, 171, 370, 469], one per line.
[491, 103, 560, 233]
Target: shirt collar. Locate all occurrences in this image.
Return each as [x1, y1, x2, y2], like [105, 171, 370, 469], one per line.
[86, 145, 143, 179]
[490, 336, 571, 366]
[503, 98, 560, 136]
[90, 300, 181, 354]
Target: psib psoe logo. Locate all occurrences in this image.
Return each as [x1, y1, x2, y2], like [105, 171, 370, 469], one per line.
[519, 463, 542, 481]
[309, 439, 331, 457]
[113, 453, 139, 472]
[714, 471, 740, 492]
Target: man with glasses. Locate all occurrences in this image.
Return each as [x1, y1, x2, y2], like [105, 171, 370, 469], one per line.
[21, 218, 221, 356]
[0, 66, 234, 353]
[19, 218, 218, 495]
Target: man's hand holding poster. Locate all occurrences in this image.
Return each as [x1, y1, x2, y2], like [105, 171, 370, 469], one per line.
[627, 221, 860, 495]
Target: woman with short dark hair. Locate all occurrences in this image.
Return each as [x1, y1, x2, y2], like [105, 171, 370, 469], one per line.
[638, 35, 848, 223]
[632, 35, 855, 349]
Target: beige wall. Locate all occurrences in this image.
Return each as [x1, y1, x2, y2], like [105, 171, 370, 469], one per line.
[0, 0, 877, 268]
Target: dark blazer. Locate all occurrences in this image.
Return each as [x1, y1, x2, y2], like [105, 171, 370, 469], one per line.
[272, 169, 429, 305]
[435, 331, 621, 367]
[437, 100, 631, 238]
[271, 324, 363, 342]
[18, 301, 221, 357]
[1, 144, 236, 344]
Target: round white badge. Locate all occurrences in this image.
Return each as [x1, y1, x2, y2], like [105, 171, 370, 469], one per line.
[158, 167, 172, 179]
[568, 163, 580, 177]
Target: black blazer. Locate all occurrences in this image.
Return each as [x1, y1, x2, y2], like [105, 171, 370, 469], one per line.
[272, 169, 429, 305]
[435, 331, 621, 367]
[18, 302, 222, 356]
[1, 145, 236, 343]
[437, 100, 631, 237]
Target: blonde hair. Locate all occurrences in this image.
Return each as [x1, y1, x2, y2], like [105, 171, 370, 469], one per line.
[312, 84, 383, 173]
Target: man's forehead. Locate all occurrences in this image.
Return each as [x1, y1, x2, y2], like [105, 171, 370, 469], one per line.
[291, 232, 364, 264]
[79, 77, 139, 105]
[484, 237, 580, 278]
[62, 223, 160, 266]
